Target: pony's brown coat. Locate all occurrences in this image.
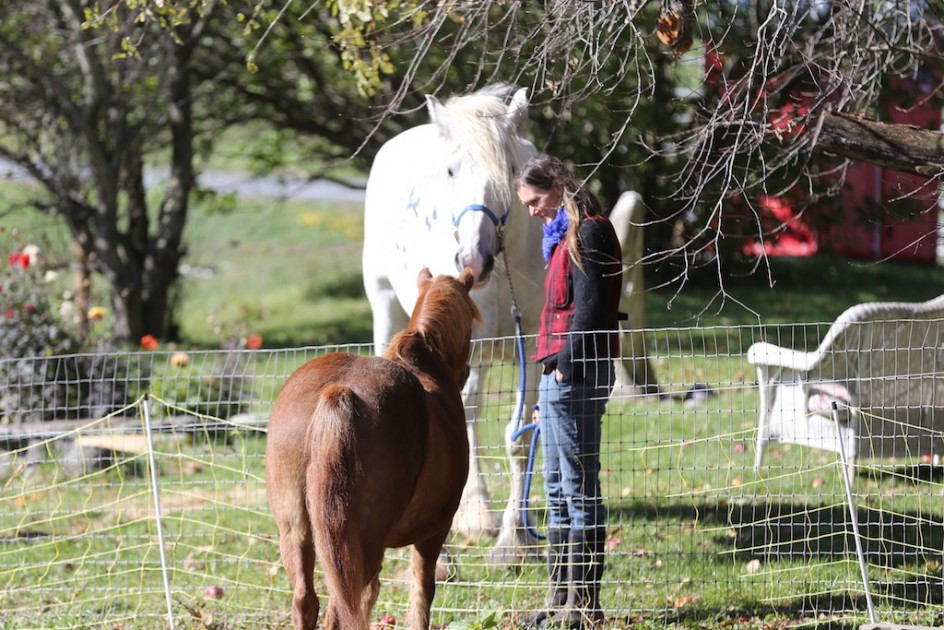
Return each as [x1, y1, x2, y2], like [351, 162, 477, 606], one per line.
[266, 268, 479, 630]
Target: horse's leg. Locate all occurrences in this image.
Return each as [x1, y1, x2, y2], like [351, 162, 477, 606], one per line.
[489, 394, 543, 567]
[406, 529, 450, 630]
[482, 359, 543, 567]
[615, 327, 662, 398]
[274, 508, 319, 629]
[364, 272, 409, 356]
[361, 573, 381, 624]
[453, 366, 501, 539]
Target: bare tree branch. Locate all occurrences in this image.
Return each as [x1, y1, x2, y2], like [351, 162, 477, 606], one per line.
[819, 111, 944, 177]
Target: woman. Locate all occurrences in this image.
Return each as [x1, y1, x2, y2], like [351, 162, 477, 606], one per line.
[516, 153, 623, 629]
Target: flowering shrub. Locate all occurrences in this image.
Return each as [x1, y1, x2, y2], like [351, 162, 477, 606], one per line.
[0, 245, 149, 423]
[0, 247, 79, 359]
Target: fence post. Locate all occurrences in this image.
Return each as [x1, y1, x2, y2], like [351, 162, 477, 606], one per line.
[142, 394, 176, 630]
[831, 401, 876, 625]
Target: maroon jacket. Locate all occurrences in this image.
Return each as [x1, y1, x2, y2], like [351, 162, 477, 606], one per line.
[533, 215, 623, 382]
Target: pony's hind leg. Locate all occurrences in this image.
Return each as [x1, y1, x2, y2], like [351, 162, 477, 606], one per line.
[406, 528, 450, 630]
[277, 520, 319, 630]
[361, 573, 381, 622]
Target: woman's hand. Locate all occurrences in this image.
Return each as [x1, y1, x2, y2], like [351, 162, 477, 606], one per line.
[554, 368, 566, 383]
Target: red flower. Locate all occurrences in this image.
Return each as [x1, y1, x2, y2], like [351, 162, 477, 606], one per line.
[8, 253, 29, 270]
[140, 334, 159, 350]
[23, 304, 35, 314]
[4, 309, 13, 319]
[245, 333, 263, 350]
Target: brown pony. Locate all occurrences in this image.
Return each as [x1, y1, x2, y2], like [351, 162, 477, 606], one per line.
[266, 267, 480, 630]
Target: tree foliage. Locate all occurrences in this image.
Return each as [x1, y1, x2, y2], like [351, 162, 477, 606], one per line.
[6, 0, 942, 343]
[260, 0, 944, 280]
[0, 1, 391, 344]
[0, 2, 215, 342]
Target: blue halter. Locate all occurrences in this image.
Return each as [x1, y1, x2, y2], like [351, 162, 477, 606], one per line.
[452, 204, 509, 252]
[453, 204, 507, 228]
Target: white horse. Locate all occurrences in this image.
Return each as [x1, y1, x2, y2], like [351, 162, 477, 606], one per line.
[609, 191, 661, 398]
[362, 84, 546, 566]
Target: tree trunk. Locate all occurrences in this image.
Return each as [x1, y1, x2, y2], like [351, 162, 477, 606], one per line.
[817, 112, 944, 178]
[113, 148, 148, 343]
[72, 240, 90, 341]
[144, 36, 194, 340]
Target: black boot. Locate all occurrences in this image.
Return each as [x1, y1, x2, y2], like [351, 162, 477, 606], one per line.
[557, 527, 606, 629]
[520, 527, 570, 628]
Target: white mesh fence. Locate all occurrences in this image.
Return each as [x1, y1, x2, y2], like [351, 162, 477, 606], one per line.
[1, 322, 943, 629]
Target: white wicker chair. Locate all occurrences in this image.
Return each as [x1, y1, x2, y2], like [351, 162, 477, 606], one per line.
[747, 295, 944, 476]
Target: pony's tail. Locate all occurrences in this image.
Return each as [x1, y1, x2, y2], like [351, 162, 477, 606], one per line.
[309, 384, 366, 630]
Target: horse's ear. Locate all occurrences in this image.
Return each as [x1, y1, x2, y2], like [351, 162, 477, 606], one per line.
[417, 267, 434, 288]
[426, 95, 453, 138]
[506, 88, 529, 133]
[458, 266, 476, 291]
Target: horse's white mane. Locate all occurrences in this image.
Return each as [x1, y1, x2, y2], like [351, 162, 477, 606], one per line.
[443, 85, 523, 212]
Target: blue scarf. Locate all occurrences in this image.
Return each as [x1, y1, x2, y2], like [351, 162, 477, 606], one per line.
[541, 207, 568, 263]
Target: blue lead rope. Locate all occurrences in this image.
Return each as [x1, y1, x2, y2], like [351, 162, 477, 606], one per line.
[500, 242, 544, 542]
[510, 311, 545, 541]
[511, 418, 544, 541]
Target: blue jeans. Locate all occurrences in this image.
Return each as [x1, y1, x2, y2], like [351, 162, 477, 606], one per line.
[539, 361, 614, 533]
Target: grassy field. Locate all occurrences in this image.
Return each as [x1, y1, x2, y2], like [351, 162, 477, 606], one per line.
[3, 349, 944, 629]
[2, 182, 944, 628]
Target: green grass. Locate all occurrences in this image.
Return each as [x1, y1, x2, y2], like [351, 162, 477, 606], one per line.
[643, 253, 941, 329]
[173, 194, 942, 346]
[6, 378, 943, 628]
[176, 195, 370, 348]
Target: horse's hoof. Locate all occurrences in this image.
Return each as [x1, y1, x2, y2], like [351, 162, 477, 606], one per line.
[487, 544, 522, 568]
[452, 503, 501, 541]
[487, 542, 544, 568]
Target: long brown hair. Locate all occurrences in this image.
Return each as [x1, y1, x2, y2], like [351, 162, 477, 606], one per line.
[516, 153, 603, 270]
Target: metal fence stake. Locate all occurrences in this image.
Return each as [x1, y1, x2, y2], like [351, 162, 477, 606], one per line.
[143, 395, 176, 630]
[832, 401, 876, 625]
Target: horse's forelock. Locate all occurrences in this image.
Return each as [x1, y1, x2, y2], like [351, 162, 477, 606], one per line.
[444, 90, 522, 211]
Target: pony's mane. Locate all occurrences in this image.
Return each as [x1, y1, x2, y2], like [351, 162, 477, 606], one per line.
[444, 85, 522, 213]
[386, 276, 481, 367]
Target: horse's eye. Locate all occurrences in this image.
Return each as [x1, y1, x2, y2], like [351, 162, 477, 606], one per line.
[447, 168, 454, 177]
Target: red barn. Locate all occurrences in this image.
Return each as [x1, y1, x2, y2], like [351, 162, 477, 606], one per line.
[746, 77, 941, 263]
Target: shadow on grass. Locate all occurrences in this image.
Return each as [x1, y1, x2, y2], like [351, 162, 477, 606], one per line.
[866, 463, 944, 485]
[646, 253, 940, 328]
[606, 588, 944, 629]
[606, 498, 944, 624]
[506, 595, 878, 629]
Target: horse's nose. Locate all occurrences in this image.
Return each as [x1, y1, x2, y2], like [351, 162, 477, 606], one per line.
[479, 254, 495, 281]
[454, 252, 494, 284]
